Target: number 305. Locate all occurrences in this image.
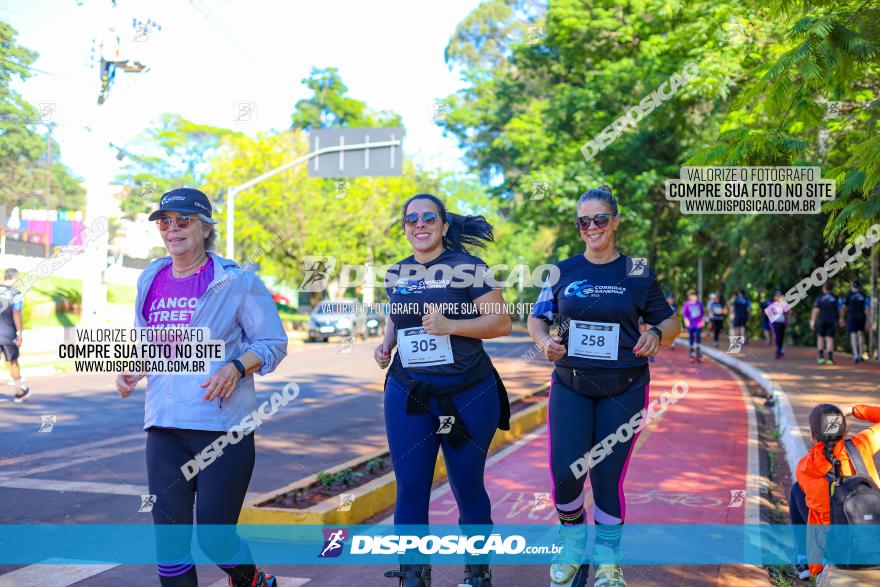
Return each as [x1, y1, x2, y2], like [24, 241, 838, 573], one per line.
[411, 339, 438, 352]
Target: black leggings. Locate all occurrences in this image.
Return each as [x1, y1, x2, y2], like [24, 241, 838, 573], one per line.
[789, 481, 809, 555]
[548, 373, 648, 524]
[146, 427, 257, 587]
[711, 319, 724, 343]
[772, 322, 786, 353]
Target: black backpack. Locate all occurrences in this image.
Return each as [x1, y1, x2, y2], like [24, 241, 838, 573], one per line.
[826, 439, 880, 570]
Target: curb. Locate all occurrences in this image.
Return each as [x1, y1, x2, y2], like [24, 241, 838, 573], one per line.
[239, 382, 550, 526]
[699, 346, 808, 479]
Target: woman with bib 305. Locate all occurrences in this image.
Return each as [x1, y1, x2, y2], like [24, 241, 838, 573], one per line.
[528, 186, 680, 587]
[374, 194, 512, 587]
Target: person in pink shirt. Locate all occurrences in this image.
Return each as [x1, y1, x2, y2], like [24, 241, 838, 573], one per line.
[681, 289, 705, 363]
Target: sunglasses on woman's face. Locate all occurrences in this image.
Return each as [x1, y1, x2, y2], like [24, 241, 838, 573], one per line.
[403, 211, 438, 226]
[576, 213, 615, 230]
[157, 215, 194, 230]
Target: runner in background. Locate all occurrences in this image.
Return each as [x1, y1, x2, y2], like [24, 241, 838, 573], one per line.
[841, 279, 871, 363]
[759, 294, 773, 345]
[768, 291, 791, 359]
[0, 268, 30, 402]
[730, 290, 751, 345]
[681, 289, 704, 363]
[707, 292, 726, 349]
[811, 283, 842, 365]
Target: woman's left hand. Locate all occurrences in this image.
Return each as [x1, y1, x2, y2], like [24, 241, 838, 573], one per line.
[201, 363, 242, 401]
[422, 308, 454, 336]
[633, 330, 661, 357]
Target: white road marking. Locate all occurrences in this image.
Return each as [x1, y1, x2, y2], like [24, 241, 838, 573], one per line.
[0, 559, 118, 587]
[0, 432, 144, 467]
[0, 445, 144, 479]
[0, 476, 149, 495]
[207, 577, 310, 586]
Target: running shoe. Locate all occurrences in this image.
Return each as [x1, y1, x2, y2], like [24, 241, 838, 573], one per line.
[826, 358, 835, 365]
[816, 358, 826, 365]
[695, 355, 702, 363]
[593, 564, 626, 587]
[229, 569, 278, 587]
[774, 351, 781, 359]
[795, 556, 809, 580]
[689, 355, 695, 363]
[549, 564, 589, 587]
[385, 564, 431, 586]
[13, 386, 29, 403]
[460, 564, 491, 586]
[550, 524, 587, 585]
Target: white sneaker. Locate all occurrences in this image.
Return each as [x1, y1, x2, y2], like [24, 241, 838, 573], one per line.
[549, 524, 587, 585]
[593, 564, 626, 587]
[13, 386, 29, 403]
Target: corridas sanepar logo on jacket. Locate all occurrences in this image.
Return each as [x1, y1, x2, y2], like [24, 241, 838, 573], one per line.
[392, 278, 450, 295]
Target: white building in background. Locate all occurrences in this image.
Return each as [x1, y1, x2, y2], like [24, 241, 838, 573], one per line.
[109, 215, 163, 260]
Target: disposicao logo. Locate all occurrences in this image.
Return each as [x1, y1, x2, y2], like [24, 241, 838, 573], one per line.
[319, 528, 347, 558]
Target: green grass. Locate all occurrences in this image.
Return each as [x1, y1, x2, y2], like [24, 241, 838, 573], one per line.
[107, 283, 137, 304]
[27, 311, 80, 329]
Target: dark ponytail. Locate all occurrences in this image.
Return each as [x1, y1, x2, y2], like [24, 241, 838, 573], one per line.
[809, 403, 847, 464]
[577, 184, 618, 215]
[401, 193, 494, 254]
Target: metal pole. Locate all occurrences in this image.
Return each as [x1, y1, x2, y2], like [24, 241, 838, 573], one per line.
[697, 255, 703, 301]
[518, 256, 524, 323]
[226, 187, 236, 260]
[223, 139, 400, 260]
[872, 248, 878, 361]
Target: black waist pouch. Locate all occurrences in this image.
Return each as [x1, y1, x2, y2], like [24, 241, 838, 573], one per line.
[552, 364, 649, 398]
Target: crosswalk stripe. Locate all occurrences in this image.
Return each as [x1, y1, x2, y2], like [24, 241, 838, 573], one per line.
[0, 476, 149, 495]
[0, 560, 118, 587]
[207, 577, 310, 586]
[0, 433, 144, 467]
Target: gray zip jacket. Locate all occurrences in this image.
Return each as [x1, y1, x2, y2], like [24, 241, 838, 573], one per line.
[134, 252, 288, 431]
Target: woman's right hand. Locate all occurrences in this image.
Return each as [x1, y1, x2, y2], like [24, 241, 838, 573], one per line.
[116, 372, 144, 398]
[540, 335, 566, 362]
[374, 342, 391, 369]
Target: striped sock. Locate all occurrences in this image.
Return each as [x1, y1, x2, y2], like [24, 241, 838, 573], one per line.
[594, 522, 623, 563]
[556, 504, 585, 525]
[157, 557, 197, 586]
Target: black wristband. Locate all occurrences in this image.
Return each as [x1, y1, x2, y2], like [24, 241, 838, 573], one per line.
[231, 358, 246, 377]
[648, 326, 663, 339]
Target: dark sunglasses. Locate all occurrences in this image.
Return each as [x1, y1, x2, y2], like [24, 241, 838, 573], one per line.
[576, 213, 616, 230]
[403, 211, 438, 226]
[156, 215, 195, 230]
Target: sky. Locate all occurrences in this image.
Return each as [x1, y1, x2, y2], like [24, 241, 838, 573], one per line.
[0, 0, 480, 202]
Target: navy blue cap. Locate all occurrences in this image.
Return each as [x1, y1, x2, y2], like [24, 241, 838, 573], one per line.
[149, 188, 217, 224]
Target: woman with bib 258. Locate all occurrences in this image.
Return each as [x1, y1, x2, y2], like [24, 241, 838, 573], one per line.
[374, 194, 512, 587]
[528, 186, 679, 587]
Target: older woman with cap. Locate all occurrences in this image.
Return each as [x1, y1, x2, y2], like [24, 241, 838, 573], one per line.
[115, 188, 288, 587]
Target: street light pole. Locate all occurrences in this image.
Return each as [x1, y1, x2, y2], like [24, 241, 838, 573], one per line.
[224, 139, 400, 259]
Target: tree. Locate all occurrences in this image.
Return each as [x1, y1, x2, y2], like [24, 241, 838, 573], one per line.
[113, 113, 234, 218]
[0, 21, 84, 211]
[291, 67, 402, 130]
